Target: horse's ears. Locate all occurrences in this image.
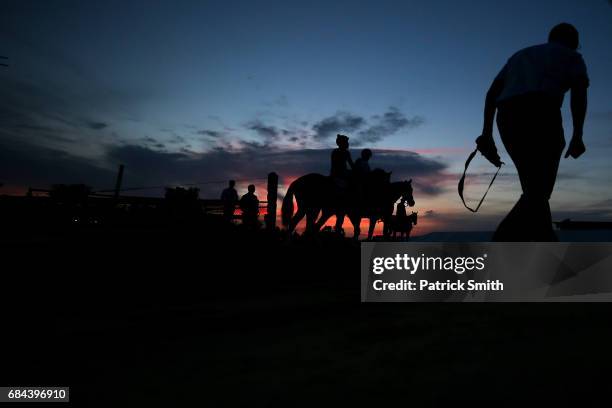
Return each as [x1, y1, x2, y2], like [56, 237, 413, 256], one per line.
[408, 178, 412, 184]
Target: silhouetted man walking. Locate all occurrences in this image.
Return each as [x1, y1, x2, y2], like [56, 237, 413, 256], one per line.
[479, 23, 589, 241]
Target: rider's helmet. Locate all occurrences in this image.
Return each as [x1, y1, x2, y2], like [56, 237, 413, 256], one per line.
[336, 134, 349, 148]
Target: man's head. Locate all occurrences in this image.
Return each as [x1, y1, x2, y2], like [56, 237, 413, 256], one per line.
[248, 184, 256, 193]
[548, 23, 579, 50]
[361, 148, 372, 161]
[336, 134, 349, 149]
[229, 180, 236, 188]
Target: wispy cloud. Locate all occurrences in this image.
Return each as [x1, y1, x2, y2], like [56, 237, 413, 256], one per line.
[356, 107, 424, 145]
[245, 119, 282, 142]
[87, 121, 108, 130]
[197, 129, 225, 138]
[236, 106, 424, 149]
[312, 112, 366, 140]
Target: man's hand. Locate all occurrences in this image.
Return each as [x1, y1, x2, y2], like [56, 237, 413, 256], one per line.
[564, 137, 586, 159]
[476, 134, 503, 167]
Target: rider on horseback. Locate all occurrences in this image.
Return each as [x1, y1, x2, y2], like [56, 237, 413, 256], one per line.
[330, 134, 354, 187]
[330, 134, 354, 233]
[396, 196, 407, 219]
[353, 148, 372, 177]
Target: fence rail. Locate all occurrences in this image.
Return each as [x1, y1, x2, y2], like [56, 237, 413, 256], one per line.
[21, 171, 281, 229]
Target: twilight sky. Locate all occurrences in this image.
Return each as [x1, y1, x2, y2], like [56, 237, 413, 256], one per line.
[1, 0, 611, 234]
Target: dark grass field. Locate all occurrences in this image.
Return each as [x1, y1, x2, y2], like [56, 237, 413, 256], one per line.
[2, 220, 611, 406]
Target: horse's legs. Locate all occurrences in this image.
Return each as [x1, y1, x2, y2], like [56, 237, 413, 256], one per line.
[315, 208, 334, 231]
[290, 207, 306, 233]
[367, 217, 376, 240]
[335, 212, 345, 234]
[305, 208, 319, 233]
[348, 214, 361, 239]
[383, 219, 391, 238]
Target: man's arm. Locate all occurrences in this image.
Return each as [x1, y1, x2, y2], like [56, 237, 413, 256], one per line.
[565, 86, 587, 159]
[482, 76, 504, 138]
[477, 76, 504, 167]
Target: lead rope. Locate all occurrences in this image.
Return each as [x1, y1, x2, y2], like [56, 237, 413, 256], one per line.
[458, 147, 503, 213]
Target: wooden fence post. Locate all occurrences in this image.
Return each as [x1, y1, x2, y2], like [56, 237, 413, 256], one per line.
[266, 172, 278, 230]
[114, 164, 125, 199]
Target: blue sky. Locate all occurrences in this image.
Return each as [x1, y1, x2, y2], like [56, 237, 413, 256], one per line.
[1, 0, 611, 232]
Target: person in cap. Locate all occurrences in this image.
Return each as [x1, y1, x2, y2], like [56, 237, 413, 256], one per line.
[330, 134, 354, 233]
[330, 134, 354, 181]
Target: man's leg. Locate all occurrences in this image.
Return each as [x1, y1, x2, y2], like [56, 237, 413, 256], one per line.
[492, 195, 530, 241]
[519, 107, 564, 241]
[493, 106, 530, 241]
[527, 141, 563, 241]
[495, 102, 564, 242]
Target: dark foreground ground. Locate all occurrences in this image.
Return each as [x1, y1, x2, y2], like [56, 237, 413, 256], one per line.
[2, 218, 612, 406]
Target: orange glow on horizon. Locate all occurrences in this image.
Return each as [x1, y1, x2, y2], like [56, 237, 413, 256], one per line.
[0, 185, 29, 196]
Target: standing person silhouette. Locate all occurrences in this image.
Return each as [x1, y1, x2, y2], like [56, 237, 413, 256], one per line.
[239, 184, 260, 229]
[221, 180, 238, 222]
[478, 23, 589, 241]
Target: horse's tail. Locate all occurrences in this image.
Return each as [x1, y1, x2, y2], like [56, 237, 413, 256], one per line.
[281, 180, 296, 227]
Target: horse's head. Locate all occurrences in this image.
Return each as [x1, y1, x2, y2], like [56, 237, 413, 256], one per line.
[371, 168, 392, 184]
[411, 211, 418, 225]
[400, 179, 415, 207]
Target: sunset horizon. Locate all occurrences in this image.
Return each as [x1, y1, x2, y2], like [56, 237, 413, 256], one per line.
[2, 1, 611, 236]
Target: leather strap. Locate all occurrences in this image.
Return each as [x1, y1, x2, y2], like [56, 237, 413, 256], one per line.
[458, 147, 503, 213]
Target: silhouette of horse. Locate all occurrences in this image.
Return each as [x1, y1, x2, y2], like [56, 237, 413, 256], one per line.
[282, 169, 415, 239]
[390, 211, 418, 240]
